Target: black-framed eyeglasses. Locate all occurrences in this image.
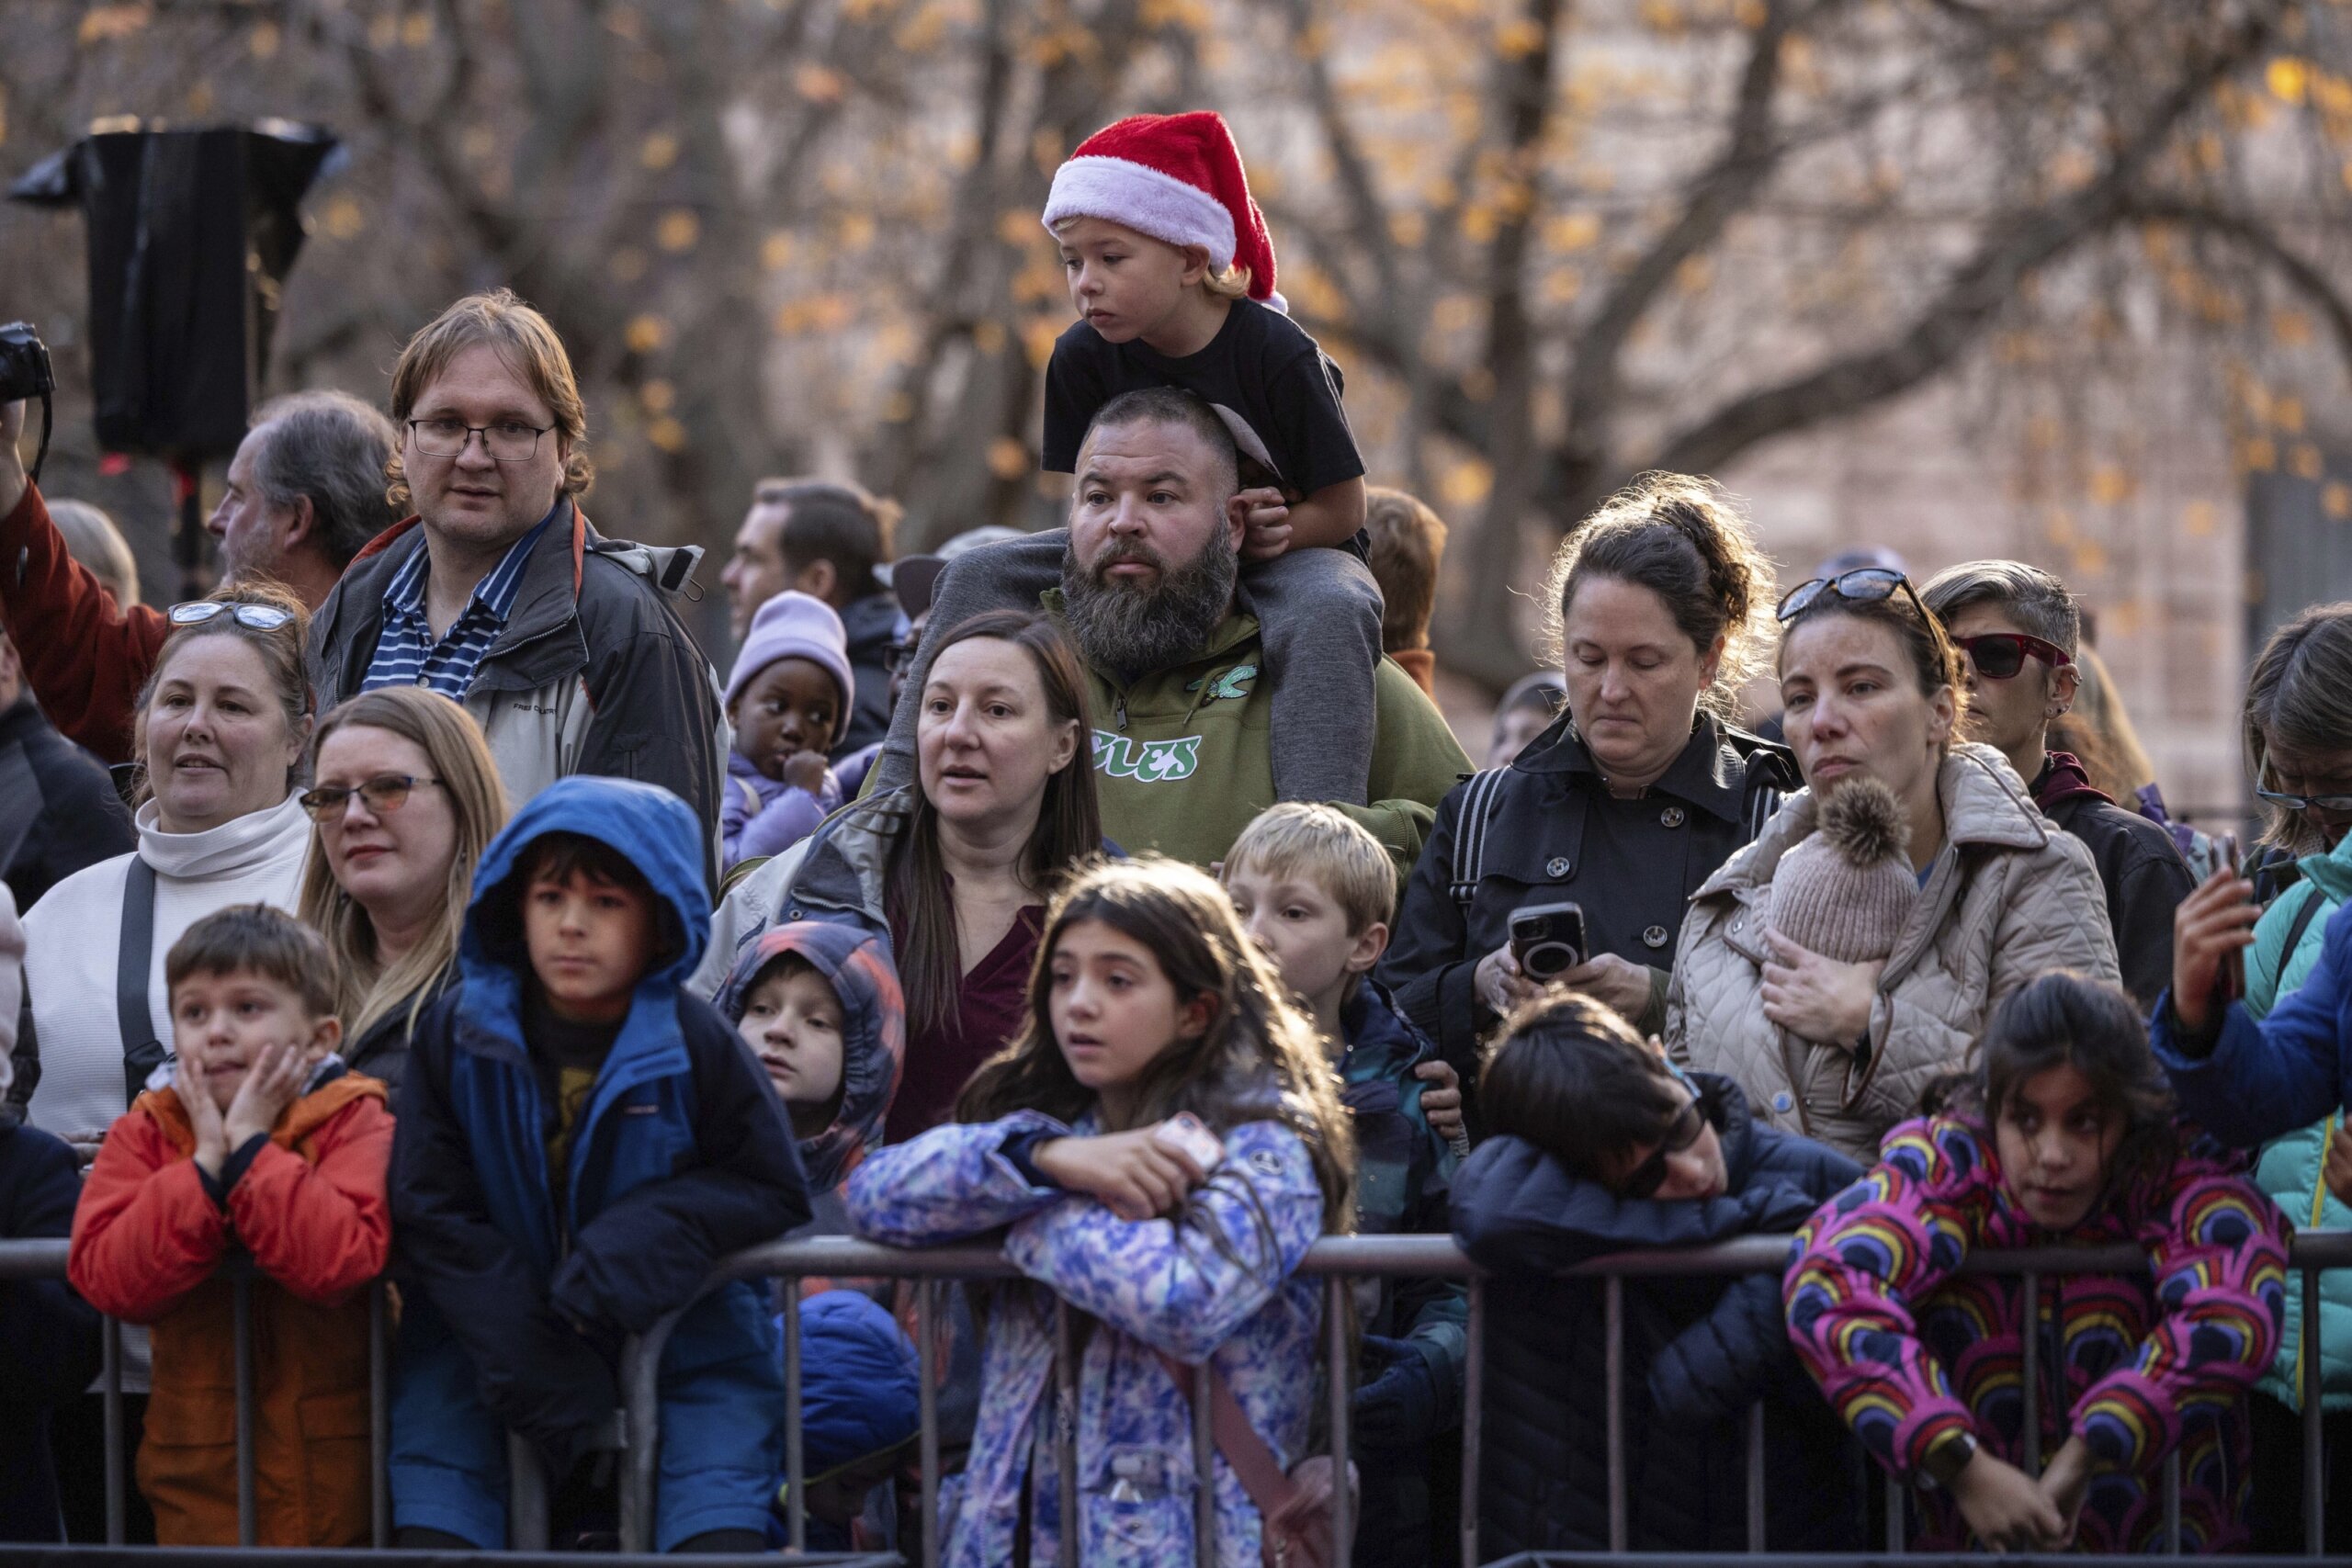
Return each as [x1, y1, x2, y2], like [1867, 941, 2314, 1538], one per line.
[300, 773, 445, 821]
[1957, 632, 2072, 681]
[1776, 567, 1932, 626]
[168, 601, 296, 630]
[1620, 1085, 1713, 1200]
[885, 637, 921, 677]
[406, 417, 552, 463]
[2256, 786, 2352, 814]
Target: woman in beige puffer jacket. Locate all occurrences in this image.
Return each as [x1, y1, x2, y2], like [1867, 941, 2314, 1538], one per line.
[1666, 571, 2119, 1164]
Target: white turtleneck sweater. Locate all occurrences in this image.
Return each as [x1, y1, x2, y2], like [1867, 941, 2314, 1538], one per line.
[22, 792, 312, 1141]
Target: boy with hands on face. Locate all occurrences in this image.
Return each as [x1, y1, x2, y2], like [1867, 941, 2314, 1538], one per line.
[69, 905, 392, 1547]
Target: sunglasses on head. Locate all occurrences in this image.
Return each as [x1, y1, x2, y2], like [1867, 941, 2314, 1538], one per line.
[1775, 567, 1931, 626]
[1620, 1083, 1713, 1200]
[1956, 632, 2071, 681]
[168, 601, 296, 631]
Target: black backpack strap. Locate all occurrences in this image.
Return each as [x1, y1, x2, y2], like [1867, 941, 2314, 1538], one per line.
[2281, 886, 2328, 975]
[116, 858, 168, 1105]
[1447, 768, 1510, 909]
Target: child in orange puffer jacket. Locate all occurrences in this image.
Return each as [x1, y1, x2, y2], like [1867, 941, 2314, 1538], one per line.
[69, 905, 391, 1547]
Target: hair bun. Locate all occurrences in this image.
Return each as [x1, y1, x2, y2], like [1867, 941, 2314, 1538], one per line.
[1815, 777, 1909, 869]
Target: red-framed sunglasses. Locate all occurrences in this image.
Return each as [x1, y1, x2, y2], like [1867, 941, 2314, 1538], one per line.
[1955, 632, 2071, 681]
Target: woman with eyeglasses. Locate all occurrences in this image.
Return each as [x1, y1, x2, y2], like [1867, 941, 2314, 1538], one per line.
[1666, 563, 2118, 1164]
[1381, 474, 1799, 1122]
[297, 688, 510, 1090]
[1450, 989, 1863, 1554]
[1922, 560, 2195, 1010]
[15, 581, 315, 1544]
[2153, 601, 2352, 1551]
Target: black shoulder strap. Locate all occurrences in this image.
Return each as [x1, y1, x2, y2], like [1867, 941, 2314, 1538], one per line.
[2282, 886, 2329, 974]
[116, 858, 168, 1104]
[1448, 768, 1510, 909]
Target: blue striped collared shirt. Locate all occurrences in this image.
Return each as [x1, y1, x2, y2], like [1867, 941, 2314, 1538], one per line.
[360, 503, 562, 701]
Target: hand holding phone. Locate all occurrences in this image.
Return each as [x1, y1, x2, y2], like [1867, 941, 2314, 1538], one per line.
[1153, 1111, 1225, 1174]
[2214, 831, 2245, 1003]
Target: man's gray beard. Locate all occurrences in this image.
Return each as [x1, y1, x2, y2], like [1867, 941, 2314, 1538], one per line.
[1059, 530, 1239, 679]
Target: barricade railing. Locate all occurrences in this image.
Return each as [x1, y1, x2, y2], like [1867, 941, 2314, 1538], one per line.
[10, 1228, 2352, 1562]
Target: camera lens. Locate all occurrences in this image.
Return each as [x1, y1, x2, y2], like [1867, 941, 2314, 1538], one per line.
[1521, 939, 1577, 980]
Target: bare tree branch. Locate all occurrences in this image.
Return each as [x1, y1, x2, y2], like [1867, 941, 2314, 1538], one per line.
[2120, 194, 2352, 370]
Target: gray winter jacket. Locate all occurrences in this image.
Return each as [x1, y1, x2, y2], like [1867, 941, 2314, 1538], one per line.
[1666, 742, 2119, 1163]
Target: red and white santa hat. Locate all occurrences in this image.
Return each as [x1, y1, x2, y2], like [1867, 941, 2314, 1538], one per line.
[1042, 111, 1280, 306]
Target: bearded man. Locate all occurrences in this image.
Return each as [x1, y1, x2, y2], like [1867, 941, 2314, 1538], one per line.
[882, 386, 1465, 871]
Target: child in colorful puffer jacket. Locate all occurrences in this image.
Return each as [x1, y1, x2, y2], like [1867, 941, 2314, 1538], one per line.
[845, 856, 1355, 1567]
[1788, 973, 2288, 1553]
[70, 905, 391, 1547]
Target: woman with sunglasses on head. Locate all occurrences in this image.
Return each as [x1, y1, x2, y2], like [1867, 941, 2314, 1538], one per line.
[297, 688, 509, 1090]
[1667, 563, 2118, 1163]
[14, 582, 316, 1544]
[1451, 990, 1862, 1554]
[2151, 602, 2352, 1549]
[1922, 561, 2194, 1010]
[1382, 474, 1799, 1123]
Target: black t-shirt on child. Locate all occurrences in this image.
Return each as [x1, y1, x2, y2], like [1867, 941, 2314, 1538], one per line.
[1042, 298, 1365, 499]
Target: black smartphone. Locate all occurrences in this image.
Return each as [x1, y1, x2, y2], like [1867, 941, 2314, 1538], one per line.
[2214, 830, 2245, 1003]
[1510, 901, 1588, 982]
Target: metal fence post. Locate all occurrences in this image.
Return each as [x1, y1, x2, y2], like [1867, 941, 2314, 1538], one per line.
[917, 1278, 940, 1568]
[1745, 1402, 1766, 1551]
[1326, 1273, 1353, 1565]
[1459, 1277, 1483, 1568]
[232, 1269, 256, 1546]
[782, 1279, 805, 1554]
[2020, 1269, 2041, 1480]
[2164, 1446, 2182, 1555]
[2307, 1265, 2325, 1558]
[369, 1279, 390, 1548]
[1883, 1470, 1905, 1554]
[102, 1315, 125, 1546]
[505, 1430, 548, 1551]
[1604, 1273, 1626, 1553]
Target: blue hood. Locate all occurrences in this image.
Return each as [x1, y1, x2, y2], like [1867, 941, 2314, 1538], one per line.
[784, 1290, 920, 1478]
[462, 775, 711, 1001]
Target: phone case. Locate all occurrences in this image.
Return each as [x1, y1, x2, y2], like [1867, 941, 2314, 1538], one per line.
[1154, 1111, 1226, 1172]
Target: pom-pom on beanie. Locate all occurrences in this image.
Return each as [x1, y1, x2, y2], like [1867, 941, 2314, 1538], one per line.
[1043, 111, 1279, 305]
[1767, 777, 1918, 964]
[725, 590, 854, 716]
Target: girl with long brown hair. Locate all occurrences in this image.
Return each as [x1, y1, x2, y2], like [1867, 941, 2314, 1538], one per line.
[846, 856, 1353, 1566]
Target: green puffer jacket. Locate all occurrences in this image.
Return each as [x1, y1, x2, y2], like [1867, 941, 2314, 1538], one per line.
[2249, 829, 2352, 1412]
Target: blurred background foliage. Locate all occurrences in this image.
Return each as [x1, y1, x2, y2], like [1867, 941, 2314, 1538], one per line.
[3, 0, 2349, 689]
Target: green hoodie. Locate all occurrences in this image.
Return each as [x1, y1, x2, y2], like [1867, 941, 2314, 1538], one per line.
[1052, 592, 1471, 874]
[2248, 829, 2352, 1412]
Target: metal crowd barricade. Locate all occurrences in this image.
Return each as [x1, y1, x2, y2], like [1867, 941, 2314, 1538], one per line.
[9, 1226, 2352, 1561]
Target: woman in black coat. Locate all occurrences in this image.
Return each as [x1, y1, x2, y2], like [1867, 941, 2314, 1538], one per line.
[1380, 473, 1796, 1085]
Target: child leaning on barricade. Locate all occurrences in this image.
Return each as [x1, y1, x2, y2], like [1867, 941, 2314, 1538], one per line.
[386, 776, 809, 1552]
[1450, 989, 1864, 1556]
[1221, 802, 1465, 1568]
[1788, 971, 2290, 1552]
[846, 856, 1354, 1567]
[68, 904, 390, 1548]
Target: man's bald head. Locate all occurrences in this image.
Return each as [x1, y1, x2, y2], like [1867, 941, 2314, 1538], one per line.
[1074, 387, 1240, 503]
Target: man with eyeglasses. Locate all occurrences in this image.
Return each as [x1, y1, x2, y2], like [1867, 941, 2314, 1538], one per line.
[0, 390, 398, 764]
[306, 290, 723, 890]
[1922, 560, 2193, 1008]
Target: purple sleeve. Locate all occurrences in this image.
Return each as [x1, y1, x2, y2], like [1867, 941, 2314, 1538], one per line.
[733, 772, 840, 864]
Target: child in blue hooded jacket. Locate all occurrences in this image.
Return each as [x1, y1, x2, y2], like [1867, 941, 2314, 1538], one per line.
[387, 777, 809, 1552]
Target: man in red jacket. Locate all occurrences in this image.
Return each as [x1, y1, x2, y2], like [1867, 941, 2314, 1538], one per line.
[0, 389, 396, 763]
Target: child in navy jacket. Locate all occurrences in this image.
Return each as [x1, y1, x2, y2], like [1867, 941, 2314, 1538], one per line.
[387, 777, 808, 1551]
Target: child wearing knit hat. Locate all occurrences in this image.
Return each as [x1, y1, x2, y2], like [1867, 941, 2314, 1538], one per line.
[1768, 778, 1920, 968]
[723, 592, 854, 870]
[888, 110, 1387, 807]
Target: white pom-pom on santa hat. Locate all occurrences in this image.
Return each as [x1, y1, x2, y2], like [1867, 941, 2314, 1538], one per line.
[1042, 110, 1279, 306]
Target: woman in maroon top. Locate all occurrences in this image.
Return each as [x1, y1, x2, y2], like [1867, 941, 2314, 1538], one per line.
[696, 610, 1103, 1141]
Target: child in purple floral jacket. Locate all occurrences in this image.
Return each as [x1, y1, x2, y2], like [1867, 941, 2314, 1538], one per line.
[844, 856, 1354, 1567]
[1785, 973, 2288, 1553]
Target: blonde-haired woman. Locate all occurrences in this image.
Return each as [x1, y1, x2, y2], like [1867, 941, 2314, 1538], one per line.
[299, 688, 508, 1089]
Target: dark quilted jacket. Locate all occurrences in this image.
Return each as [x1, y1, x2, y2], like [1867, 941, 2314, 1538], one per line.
[1451, 1074, 1864, 1554]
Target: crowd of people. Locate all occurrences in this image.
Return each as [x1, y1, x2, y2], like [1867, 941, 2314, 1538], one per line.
[1, 106, 2350, 1562]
